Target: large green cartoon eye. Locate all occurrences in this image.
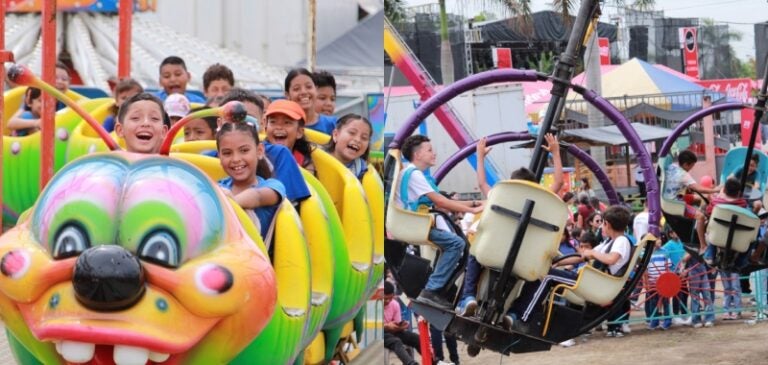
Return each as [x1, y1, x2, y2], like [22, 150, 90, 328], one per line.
[32, 156, 129, 252]
[118, 159, 226, 264]
[138, 230, 180, 268]
[53, 225, 90, 259]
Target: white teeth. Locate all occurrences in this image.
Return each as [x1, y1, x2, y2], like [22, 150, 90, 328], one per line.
[113, 345, 149, 365]
[53, 341, 170, 364]
[57, 341, 95, 363]
[149, 351, 171, 362]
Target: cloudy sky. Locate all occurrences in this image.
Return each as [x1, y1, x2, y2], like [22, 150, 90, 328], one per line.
[405, 0, 766, 61]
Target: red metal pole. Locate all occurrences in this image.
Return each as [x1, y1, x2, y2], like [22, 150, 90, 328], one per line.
[40, 0, 57, 190]
[418, 318, 433, 365]
[118, 0, 132, 78]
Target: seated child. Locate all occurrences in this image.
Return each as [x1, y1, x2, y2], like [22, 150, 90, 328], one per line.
[7, 87, 42, 136]
[164, 93, 191, 126]
[103, 78, 143, 132]
[511, 206, 633, 331]
[456, 133, 563, 316]
[730, 153, 764, 213]
[284, 68, 336, 135]
[203, 63, 234, 102]
[264, 99, 316, 175]
[114, 93, 169, 154]
[155, 56, 206, 103]
[216, 121, 286, 240]
[702, 177, 748, 264]
[184, 107, 217, 142]
[313, 70, 336, 116]
[576, 231, 599, 270]
[326, 113, 372, 179]
[663, 150, 720, 251]
[383, 281, 421, 365]
[394, 134, 483, 309]
[218, 90, 310, 203]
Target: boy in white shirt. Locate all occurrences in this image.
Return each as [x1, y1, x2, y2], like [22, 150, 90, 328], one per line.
[394, 135, 484, 309]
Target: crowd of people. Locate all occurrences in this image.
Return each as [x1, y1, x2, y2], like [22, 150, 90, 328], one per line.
[6, 55, 374, 253]
[385, 132, 768, 362]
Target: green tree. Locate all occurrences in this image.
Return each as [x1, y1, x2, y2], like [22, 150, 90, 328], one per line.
[698, 18, 743, 79]
[527, 51, 555, 74]
[737, 57, 757, 79]
[384, 0, 406, 24]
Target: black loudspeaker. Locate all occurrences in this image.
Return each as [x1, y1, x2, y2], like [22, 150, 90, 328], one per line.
[629, 26, 649, 61]
[756, 23, 768, 77]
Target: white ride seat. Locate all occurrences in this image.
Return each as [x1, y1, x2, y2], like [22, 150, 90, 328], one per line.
[659, 155, 686, 216]
[707, 204, 760, 253]
[542, 235, 648, 336]
[471, 180, 567, 282]
[385, 149, 434, 246]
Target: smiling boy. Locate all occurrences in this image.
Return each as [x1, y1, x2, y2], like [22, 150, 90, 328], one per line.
[155, 56, 206, 103]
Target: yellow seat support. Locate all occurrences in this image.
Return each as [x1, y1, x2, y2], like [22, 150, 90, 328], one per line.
[542, 235, 649, 336]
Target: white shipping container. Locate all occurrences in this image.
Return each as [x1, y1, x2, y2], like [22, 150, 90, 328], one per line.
[385, 82, 531, 194]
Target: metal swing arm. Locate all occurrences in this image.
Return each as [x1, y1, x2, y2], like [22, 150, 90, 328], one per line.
[739, 57, 768, 196]
[530, 0, 602, 180]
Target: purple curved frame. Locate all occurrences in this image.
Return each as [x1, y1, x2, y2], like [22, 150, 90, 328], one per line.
[576, 88, 660, 235]
[391, 70, 660, 236]
[390, 69, 544, 147]
[432, 132, 620, 205]
[659, 103, 747, 157]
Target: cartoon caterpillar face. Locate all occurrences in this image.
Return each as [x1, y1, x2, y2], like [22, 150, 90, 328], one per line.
[0, 152, 277, 365]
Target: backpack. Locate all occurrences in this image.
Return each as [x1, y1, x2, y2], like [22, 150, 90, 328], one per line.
[591, 235, 635, 277]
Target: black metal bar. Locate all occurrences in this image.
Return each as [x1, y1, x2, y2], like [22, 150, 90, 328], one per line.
[739, 58, 768, 196]
[529, 0, 601, 180]
[491, 204, 560, 232]
[711, 217, 755, 231]
[722, 214, 739, 266]
[482, 199, 536, 329]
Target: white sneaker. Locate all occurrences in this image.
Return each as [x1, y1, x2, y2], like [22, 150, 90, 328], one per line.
[622, 323, 632, 333]
[436, 361, 455, 365]
[559, 339, 576, 347]
[693, 322, 703, 328]
[673, 317, 692, 326]
[704, 321, 714, 328]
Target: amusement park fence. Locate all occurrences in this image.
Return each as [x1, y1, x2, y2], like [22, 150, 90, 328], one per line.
[561, 90, 738, 140]
[612, 268, 768, 328]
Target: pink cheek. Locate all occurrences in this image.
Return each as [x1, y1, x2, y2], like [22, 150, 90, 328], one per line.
[194, 264, 233, 295]
[1, 250, 31, 279]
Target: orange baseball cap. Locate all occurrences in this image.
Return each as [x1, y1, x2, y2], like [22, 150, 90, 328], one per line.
[264, 99, 306, 122]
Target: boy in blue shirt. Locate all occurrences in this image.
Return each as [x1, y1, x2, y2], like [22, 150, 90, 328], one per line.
[155, 56, 206, 103]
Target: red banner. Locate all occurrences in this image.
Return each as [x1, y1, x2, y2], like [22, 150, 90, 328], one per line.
[696, 78, 753, 103]
[741, 108, 762, 148]
[680, 27, 700, 79]
[598, 37, 610, 65]
[493, 47, 512, 68]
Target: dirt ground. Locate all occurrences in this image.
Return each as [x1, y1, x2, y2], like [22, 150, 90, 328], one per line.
[427, 317, 768, 365]
[5, 315, 768, 365]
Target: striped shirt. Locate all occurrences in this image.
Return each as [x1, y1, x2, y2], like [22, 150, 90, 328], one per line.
[646, 248, 670, 283]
